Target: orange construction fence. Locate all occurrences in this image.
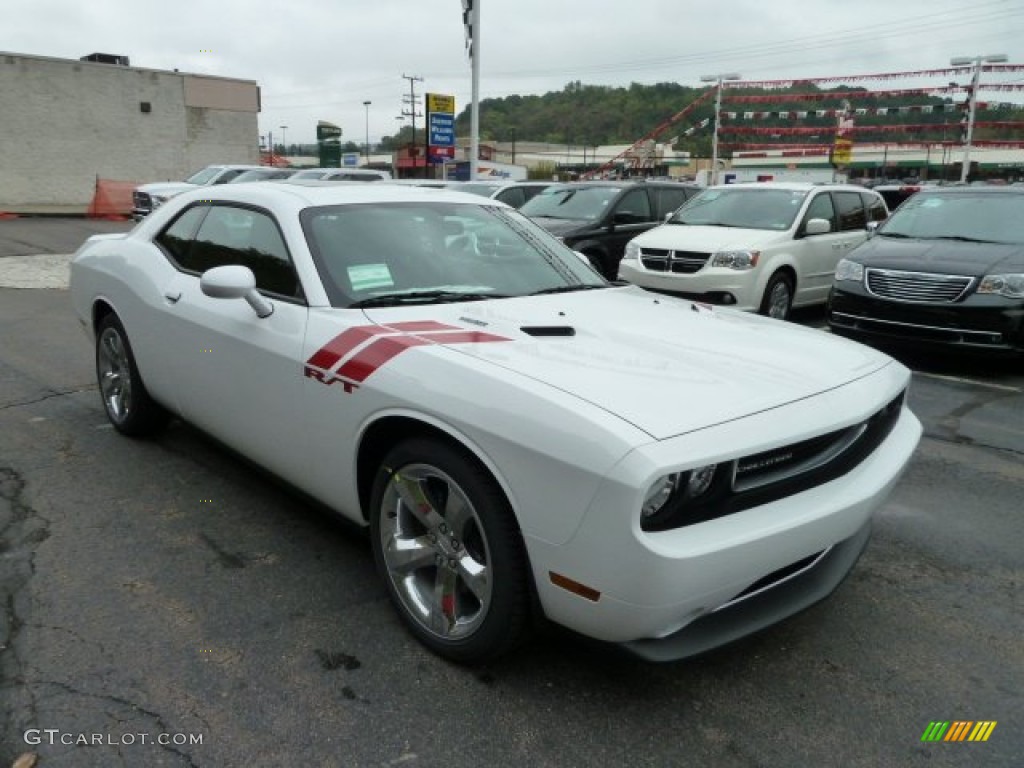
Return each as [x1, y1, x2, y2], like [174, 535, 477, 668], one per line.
[87, 178, 139, 219]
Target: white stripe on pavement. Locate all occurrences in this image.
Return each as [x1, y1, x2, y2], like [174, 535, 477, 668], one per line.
[0, 254, 73, 289]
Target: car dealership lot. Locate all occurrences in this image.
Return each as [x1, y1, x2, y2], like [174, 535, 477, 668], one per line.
[1, 219, 1021, 766]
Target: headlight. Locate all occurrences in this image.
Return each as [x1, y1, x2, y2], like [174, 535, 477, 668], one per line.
[977, 273, 1024, 299]
[711, 250, 758, 269]
[641, 464, 718, 523]
[623, 240, 640, 262]
[835, 258, 865, 282]
[151, 195, 168, 208]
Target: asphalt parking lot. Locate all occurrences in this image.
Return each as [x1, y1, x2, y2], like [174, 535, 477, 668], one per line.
[1, 218, 1021, 767]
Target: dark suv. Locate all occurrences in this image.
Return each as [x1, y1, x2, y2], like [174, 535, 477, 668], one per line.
[519, 180, 701, 278]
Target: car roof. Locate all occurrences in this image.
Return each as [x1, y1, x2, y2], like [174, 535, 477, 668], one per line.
[171, 179, 512, 211]
[542, 180, 698, 190]
[709, 181, 876, 192]
[910, 185, 1024, 195]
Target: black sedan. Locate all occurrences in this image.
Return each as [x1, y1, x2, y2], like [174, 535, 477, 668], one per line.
[828, 186, 1024, 356]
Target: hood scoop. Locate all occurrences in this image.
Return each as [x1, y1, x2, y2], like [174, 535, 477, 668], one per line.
[520, 325, 576, 337]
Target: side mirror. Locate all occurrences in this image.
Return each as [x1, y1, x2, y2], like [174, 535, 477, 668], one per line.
[804, 218, 831, 236]
[200, 265, 274, 318]
[866, 221, 880, 238]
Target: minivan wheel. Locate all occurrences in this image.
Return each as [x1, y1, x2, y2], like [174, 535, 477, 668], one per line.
[759, 273, 794, 321]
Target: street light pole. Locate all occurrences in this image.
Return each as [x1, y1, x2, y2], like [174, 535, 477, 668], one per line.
[363, 100, 372, 165]
[950, 53, 1008, 183]
[279, 125, 288, 159]
[700, 73, 741, 186]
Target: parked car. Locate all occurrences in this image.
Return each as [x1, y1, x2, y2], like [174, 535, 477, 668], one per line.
[828, 186, 1024, 356]
[618, 182, 889, 320]
[452, 180, 553, 208]
[227, 168, 299, 183]
[291, 168, 392, 182]
[519, 180, 702, 278]
[70, 181, 920, 663]
[132, 164, 264, 220]
[873, 183, 921, 211]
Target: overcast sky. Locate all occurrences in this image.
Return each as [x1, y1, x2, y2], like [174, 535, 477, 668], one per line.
[4, 0, 1023, 146]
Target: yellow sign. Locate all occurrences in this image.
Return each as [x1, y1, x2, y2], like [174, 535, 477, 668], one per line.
[427, 93, 455, 114]
[832, 138, 853, 167]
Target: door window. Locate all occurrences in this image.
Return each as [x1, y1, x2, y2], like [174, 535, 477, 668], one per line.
[802, 193, 836, 233]
[654, 187, 692, 219]
[862, 192, 888, 222]
[834, 191, 868, 231]
[613, 188, 652, 224]
[155, 205, 208, 265]
[185, 205, 302, 298]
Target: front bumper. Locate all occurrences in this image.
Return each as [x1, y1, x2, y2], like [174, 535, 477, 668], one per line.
[524, 363, 921, 660]
[828, 285, 1024, 354]
[618, 259, 761, 311]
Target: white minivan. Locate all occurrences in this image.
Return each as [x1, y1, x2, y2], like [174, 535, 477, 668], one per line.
[618, 182, 888, 319]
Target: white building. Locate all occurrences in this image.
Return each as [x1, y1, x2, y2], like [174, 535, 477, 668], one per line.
[0, 51, 260, 212]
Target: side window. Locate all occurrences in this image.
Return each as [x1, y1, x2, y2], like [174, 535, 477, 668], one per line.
[803, 193, 835, 233]
[495, 187, 526, 207]
[189, 206, 301, 298]
[613, 188, 652, 224]
[834, 191, 868, 231]
[863, 192, 888, 222]
[212, 170, 246, 185]
[654, 188, 691, 219]
[154, 205, 208, 266]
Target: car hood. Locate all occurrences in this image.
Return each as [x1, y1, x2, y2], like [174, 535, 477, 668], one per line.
[527, 217, 593, 237]
[136, 181, 197, 198]
[363, 286, 891, 440]
[852, 236, 1024, 276]
[632, 224, 787, 251]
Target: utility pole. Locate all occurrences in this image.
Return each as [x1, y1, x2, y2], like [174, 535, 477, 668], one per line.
[700, 72, 741, 186]
[402, 73, 424, 177]
[950, 53, 1008, 183]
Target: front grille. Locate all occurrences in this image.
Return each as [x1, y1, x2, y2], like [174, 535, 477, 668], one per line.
[866, 268, 973, 303]
[642, 390, 906, 532]
[640, 247, 710, 274]
[133, 191, 152, 212]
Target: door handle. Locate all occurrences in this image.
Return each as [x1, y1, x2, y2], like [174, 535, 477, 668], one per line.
[164, 291, 182, 303]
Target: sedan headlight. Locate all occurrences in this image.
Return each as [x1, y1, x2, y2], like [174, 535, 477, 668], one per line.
[835, 258, 865, 282]
[977, 273, 1024, 299]
[641, 464, 718, 525]
[151, 195, 169, 208]
[623, 240, 640, 262]
[711, 250, 759, 270]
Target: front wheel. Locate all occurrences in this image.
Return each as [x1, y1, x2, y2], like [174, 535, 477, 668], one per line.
[759, 272, 794, 321]
[369, 437, 531, 663]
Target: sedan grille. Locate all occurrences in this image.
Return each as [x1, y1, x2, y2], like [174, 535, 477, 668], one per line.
[865, 268, 973, 303]
[640, 247, 710, 274]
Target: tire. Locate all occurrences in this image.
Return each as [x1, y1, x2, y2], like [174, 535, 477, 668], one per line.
[759, 272, 794, 321]
[369, 437, 531, 663]
[95, 313, 168, 437]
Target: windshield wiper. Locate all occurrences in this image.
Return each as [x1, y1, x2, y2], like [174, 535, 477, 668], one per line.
[350, 290, 509, 308]
[529, 284, 609, 296]
[878, 231, 913, 238]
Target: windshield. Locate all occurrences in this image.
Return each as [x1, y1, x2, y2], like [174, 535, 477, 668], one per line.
[301, 202, 606, 308]
[671, 188, 809, 230]
[291, 169, 328, 179]
[183, 167, 223, 185]
[519, 186, 622, 221]
[878, 192, 1024, 244]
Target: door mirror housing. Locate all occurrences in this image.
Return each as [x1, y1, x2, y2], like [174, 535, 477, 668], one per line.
[804, 218, 832, 236]
[200, 265, 274, 318]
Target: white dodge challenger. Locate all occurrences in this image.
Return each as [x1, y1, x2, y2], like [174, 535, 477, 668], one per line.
[69, 181, 922, 663]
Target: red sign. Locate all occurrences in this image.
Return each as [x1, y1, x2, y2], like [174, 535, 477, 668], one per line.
[429, 146, 455, 159]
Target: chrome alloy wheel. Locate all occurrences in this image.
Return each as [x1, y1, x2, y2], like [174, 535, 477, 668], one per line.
[377, 464, 493, 640]
[97, 326, 133, 423]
